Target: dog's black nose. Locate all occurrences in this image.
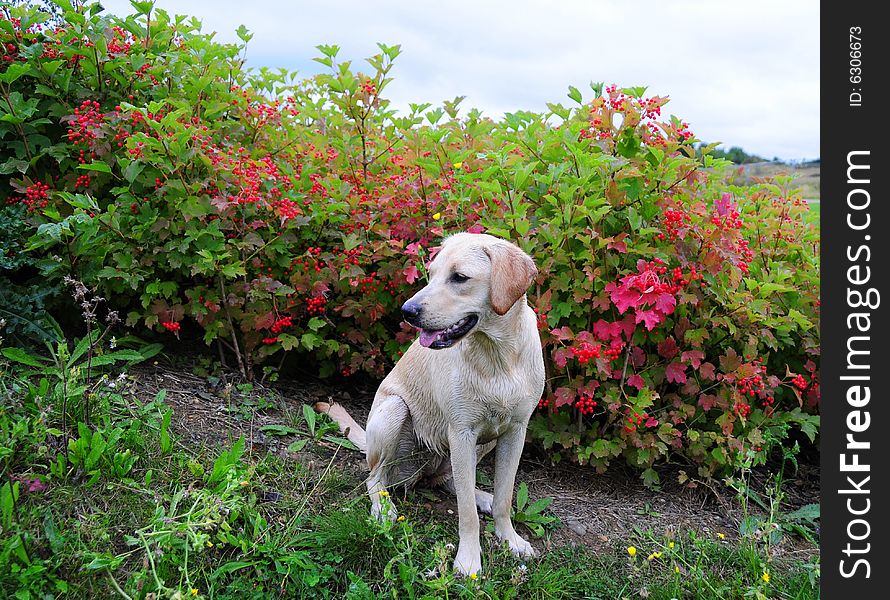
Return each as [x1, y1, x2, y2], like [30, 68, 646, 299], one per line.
[401, 301, 422, 324]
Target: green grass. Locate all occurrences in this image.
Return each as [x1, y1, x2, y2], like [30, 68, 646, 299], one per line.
[1, 360, 820, 599]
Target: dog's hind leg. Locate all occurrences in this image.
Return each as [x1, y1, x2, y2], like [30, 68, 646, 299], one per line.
[365, 394, 413, 521]
[314, 401, 366, 451]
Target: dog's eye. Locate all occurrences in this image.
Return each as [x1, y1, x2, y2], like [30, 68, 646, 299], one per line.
[450, 272, 470, 284]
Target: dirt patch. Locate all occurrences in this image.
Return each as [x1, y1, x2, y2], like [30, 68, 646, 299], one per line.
[127, 363, 819, 560]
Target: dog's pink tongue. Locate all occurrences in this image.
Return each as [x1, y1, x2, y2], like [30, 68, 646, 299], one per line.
[419, 329, 444, 348]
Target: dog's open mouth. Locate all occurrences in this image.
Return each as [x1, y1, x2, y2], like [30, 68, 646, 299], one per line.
[417, 314, 479, 349]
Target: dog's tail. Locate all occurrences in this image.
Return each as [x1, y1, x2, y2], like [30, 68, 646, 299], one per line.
[314, 401, 367, 452]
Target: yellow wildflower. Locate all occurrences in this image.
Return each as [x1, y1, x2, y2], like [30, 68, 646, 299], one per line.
[239, 480, 249, 487]
[397, 515, 406, 522]
[762, 571, 770, 583]
[432, 212, 441, 220]
[668, 541, 674, 549]
[647, 551, 662, 561]
[453, 162, 463, 169]
[469, 572, 478, 580]
[717, 532, 725, 540]
[190, 589, 199, 596]
[206, 541, 213, 548]
[378, 490, 389, 497]
[627, 546, 637, 557]
[675, 565, 680, 573]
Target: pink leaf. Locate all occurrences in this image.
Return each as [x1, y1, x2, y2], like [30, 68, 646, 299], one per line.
[665, 361, 687, 384]
[635, 309, 663, 330]
[553, 347, 572, 369]
[681, 350, 705, 369]
[698, 394, 718, 412]
[699, 362, 716, 380]
[627, 374, 646, 390]
[403, 264, 420, 284]
[654, 292, 676, 315]
[607, 239, 627, 253]
[657, 337, 679, 359]
[554, 387, 576, 408]
[550, 326, 574, 341]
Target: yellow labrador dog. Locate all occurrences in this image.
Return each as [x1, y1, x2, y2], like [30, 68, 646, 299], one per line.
[319, 232, 544, 576]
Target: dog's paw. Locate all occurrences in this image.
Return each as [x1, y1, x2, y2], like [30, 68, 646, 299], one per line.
[475, 490, 493, 515]
[497, 527, 537, 558]
[453, 544, 482, 577]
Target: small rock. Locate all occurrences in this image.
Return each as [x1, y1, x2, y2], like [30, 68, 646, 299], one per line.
[566, 519, 587, 535]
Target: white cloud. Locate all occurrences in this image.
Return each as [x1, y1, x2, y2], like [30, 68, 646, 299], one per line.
[97, 0, 819, 160]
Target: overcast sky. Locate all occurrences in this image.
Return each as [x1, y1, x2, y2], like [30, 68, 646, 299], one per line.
[97, 0, 819, 161]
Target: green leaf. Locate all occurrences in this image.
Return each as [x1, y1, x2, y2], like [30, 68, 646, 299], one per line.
[259, 424, 300, 436]
[77, 162, 113, 174]
[235, 24, 254, 43]
[1, 347, 47, 367]
[515, 482, 529, 512]
[567, 85, 582, 105]
[303, 404, 317, 437]
[287, 439, 308, 452]
[160, 408, 172, 454]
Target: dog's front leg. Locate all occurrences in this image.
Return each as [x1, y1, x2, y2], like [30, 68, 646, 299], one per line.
[493, 425, 536, 557]
[447, 425, 482, 576]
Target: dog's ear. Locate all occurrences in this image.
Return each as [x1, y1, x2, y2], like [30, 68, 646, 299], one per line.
[485, 242, 537, 316]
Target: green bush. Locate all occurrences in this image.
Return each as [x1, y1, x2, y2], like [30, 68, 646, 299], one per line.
[1, 2, 819, 478]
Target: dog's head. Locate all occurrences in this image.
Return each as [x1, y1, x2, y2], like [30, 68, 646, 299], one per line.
[401, 233, 537, 349]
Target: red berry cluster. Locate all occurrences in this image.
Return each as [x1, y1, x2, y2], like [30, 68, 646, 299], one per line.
[75, 174, 92, 188]
[736, 239, 754, 274]
[107, 26, 134, 54]
[675, 121, 693, 142]
[361, 80, 377, 96]
[571, 342, 601, 364]
[21, 182, 51, 210]
[734, 402, 751, 418]
[537, 396, 551, 410]
[270, 316, 293, 334]
[624, 410, 649, 433]
[262, 337, 278, 345]
[575, 394, 598, 415]
[306, 296, 327, 315]
[671, 265, 703, 288]
[658, 208, 692, 241]
[791, 374, 809, 391]
[161, 321, 181, 332]
[66, 100, 106, 164]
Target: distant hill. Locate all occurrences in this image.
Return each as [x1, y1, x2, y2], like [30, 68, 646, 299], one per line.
[731, 161, 820, 201]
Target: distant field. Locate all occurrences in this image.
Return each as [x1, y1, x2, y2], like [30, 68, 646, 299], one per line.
[732, 161, 821, 201]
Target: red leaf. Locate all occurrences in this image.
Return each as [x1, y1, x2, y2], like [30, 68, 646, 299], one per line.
[681, 350, 705, 369]
[550, 326, 575, 341]
[254, 311, 276, 331]
[719, 348, 743, 373]
[553, 347, 572, 369]
[665, 361, 687, 384]
[698, 394, 718, 412]
[630, 346, 647, 368]
[554, 387, 576, 408]
[699, 362, 716, 380]
[627, 374, 646, 390]
[654, 292, 676, 315]
[635, 309, 662, 330]
[657, 337, 679, 359]
[607, 239, 627, 253]
[403, 264, 420, 284]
